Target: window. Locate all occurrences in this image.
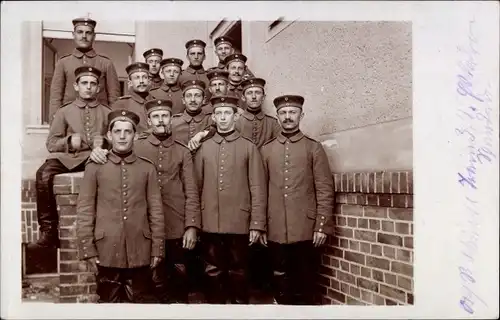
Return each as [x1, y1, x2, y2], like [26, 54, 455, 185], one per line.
[42, 39, 56, 124]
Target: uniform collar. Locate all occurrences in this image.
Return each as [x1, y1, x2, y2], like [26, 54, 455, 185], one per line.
[242, 109, 265, 121]
[130, 90, 151, 104]
[147, 133, 174, 147]
[108, 151, 138, 164]
[228, 82, 243, 91]
[160, 83, 181, 92]
[276, 131, 305, 143]
[182, 110, 207, 123]
[217, 61, 225, 69]
[72, 48, 97, 58]
[185, 65, 206, 74]
[212, 130, 240, 143]
[74, 98, 99, 108]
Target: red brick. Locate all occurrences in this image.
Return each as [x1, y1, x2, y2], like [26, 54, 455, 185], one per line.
[327, 289, 345, 303]
[382, 172, 392, 194]
[372, 269, 384, 282]
[318, 274, 330, 286]
[59, 227, 76, 239]
[407, 195, 413, 208]
[331, 279, 340, 291]
[88, 284, 97, 294]
[329, 236, 339, 247]
[58, 205, 77, 217]
[366, 194, 378, 206]
[357, 277, 379, 292]
[395, 222, 409, 235]
[341, 204, 364, 217]
[351, 264, 361, 275]
[378, 194, 392, 207]
[385, 272, 397, 285]
[347, 194, 357, 204]
[344, 251, 365, 265]
[60, 261, 88, 273]
[348, 173, 355, 192]
[407, 293, 414, 304]
[350, 286, 361, 298]
[392, 195, 407, 208]
[319, 265, 335, 277]
[397, 276, 412, 291]
[360, 242, 371, 253]
[381, 221, 394, 232]
[341, 174, 348, 192]
[400, 172, 408, 194]
[334, 174, 341, 192]
[60, 239, 77, 250]
[383, 246, 396, 259]
[407, 172, 413, 194]
[337, 216, 347, 226]
[331, 257, 340, 268]
[60, 284, 88, 296]
[340, 282, 349, 294]
[369, 219, 381, 230]
[361, 267, 371, 278]
[391, 173, 400, 194]
[322, 255, 331, 265]
[321, 296, 333, 305]
[349, 240, 360, 251]
[354, 173, 361, 193]
[366, 256, 390, 270]
[335, 226, 353, 238]
[355, 230, 377, 242]
[380, 284, 406, 303]
[79, 273, 96, 284]
[26, 211, 32, 225]
[360, 290, 374, 304]
[388, 208, 412, 221]
[59, 296, 78, 303]
[340, 260, 349, 272]
[347, 217, 357, 227]
[337, 270, 356, 285]
[54, 184, 72, 195]
[371, 244, 383, 256]
[53, 174, 73, 186]
[396, 248, 411, 263]
[56, 195, 78, 206]
[364, 206, 387, 218]
[377, 233, 403, 246]
[410, 223, 413, 235]
[386, 298, 397, 305]
[336, 194, 347, 204]
[358, 218, 368, 229]
[60, 216, 76, 227]
[59, 250, 78, 261]
[339, 238, 349, 249]
[373, 294, 385, 305]
[346, 296, 366, 305]
[404, 236, 413, 249]
[368, 173, 375, 193]
[60, 274, 78, 284]
[391, 261, 413, 277]
[374, 172, 383, 193]
[356, 194, 367, 206]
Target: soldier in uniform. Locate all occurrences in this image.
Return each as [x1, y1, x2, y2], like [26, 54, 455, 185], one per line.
[171, 80, 213, 146]
[48, 17, 120, 123]
[150, 58, 185, 115]
[209, 36, 255, 80]
[143, 48, 164, 90]
[178, 39, 209, 89]
[76, 109, 165, 303]
[201, 69, 231, 115]
[112, 62, 154, 134]
[225, 53, 253, 111]
[34, 66, 111, 248]
[134, 99, 201, 303]
[194, 95, 267, 304]
[260, 95, 335, 305]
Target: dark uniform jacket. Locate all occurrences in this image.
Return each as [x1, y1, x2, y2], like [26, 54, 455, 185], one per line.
[76, 152, 165, 268]
[178, 65, 209, 88]
[135, 134, 201, 239]
[261, 131, 335, 244]
[111, 91, 154, 134]
[236, 109, 281, 149]
[46, 98, 111, 170]
[171, 110, 213, 145]
[194, 131, 267, 235]
[149, 84, 185, 115]
[49, 48, 120, 122]
[149, 74, 163, 90]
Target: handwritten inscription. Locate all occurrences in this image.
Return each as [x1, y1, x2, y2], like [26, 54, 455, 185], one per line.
[454, 17, 497, 315]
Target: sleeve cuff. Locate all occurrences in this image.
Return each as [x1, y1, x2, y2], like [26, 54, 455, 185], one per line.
[151, 242, 165, 258]
[78, 241, 98, 260]
[314, 215, 333, 234]
[249, 220, 266, 232]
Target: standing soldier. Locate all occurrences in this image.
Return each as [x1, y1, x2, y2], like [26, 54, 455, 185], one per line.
[49, 17, 120, 123]
[143, 48, 164, 90]
[209, 36, 254, 80]
[261, 95, 335, 305]
[134, 99, 201, 303]
[171, 80, 213, 146]
[194, 95, 267, 304]
[76, 109, 165, 303]
[112, 62, 154, 134]
[225, 54, 253, 111]
[178, 39, 209, 90]
[202, 69, 230, 114]
[150, 58, 185, 115]
[34, 67, 111, 248]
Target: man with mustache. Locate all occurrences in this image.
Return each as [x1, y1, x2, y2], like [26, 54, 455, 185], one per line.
[194, 95, 267, 304]
[225, 53, 252, 111]
[171, 80, 213, 146]
[150, 58, 185, 115]
[49, 17, 120, 124]
[201, 69, 230, 114]
[178, 39, 210, 95]
[134, 99, 201, 303]
[208, 36, 254, 81]
[143, 48, 164, 90]
[260, 95, 334, 305]
[76, 109, 165, 303]
[34, 66, 111, 248]
[112, 62, 154, 134]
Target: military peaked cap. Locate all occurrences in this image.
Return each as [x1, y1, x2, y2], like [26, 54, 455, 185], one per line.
[160, 58, 184, 69]
[224, 53, 247, 66]
[214, 36, 234, 47]
[145, 99, 173, 114]
[207, 70, 229, 82]
[108, 109, 140, 129]
[185, 39, 206, 50]
[74, 66, 102, 80]
[240, 78, 266, 92]
[181, 80, 206, 92]
[126, 62, 150, 75]
[72, 17, 97, 29]
[273, 95, 305, 110]
[143, 48, 164, 59]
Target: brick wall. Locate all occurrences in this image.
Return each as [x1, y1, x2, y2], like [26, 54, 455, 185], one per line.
[22, 179, 39, 243]
[318, 171, 414, 305]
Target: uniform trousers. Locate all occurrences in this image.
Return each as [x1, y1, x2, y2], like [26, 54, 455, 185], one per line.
[151, 239, 203, 303]
[201, 232, 249, 304]
[268, 240, 320, 305]
[35, 159, 86, 234]
[95, 265, 157, 303]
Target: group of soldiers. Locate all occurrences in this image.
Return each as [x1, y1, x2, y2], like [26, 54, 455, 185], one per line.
[33, 17, 335, 305]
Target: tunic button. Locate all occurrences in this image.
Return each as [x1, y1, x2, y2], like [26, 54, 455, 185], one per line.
[159, 158, 163, 161]
[158, 165, 162, 168]
[285, 178, 288, 181]
[219, 188, 223, 191]
[123, 176, 127, 180]
[123, 184, 127, 188]
[158, 172, 162, 175]
[220, 174, 223, 177]
[221, 160, 224, 163]
[219, 180, 223, 183]
[123, 192, 127, 196]
[320, 222, 324, 226]
[81, 240, 85, 243]
[121, 162, 125, 166]
[284, 194, 288, 197]
[321, 216, 325, 219]
[285, 186, 288, 189]
[285, 170, 288, 173]
[123, 216, 127, 220]
[319, 229, 323, 232]
[124, 200, 127, 204]
[220, 166, 223, 169]
[86, 122, 90, 125]
[123, 208, 127, 212]
[192, 219, 195, 222]
[84, 253, 88, 257]
[158, 179, 161, 183]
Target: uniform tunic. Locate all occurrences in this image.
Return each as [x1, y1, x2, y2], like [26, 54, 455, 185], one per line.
[76, 152, 165, 268]
[149, 84, 185, 115]
[236, 110, 281, 149]
[261, 131, 335, 244]
[171, 110, 213, 145]
[49, 48, 120, 122]
[194, 131, 267, 234]
[111, 91, 154, 134]
[46, 98, 111, 170]
[134, 134, 201, 239]
[178, 65, 209, 89]
[149, 74, 163, 90]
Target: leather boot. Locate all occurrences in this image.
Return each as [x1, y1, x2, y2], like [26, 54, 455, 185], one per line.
[204, 264, 226, 304]
[228, 268, 249, 304]
[35, 229, 60, 248]
[272, 270, 293, 305]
